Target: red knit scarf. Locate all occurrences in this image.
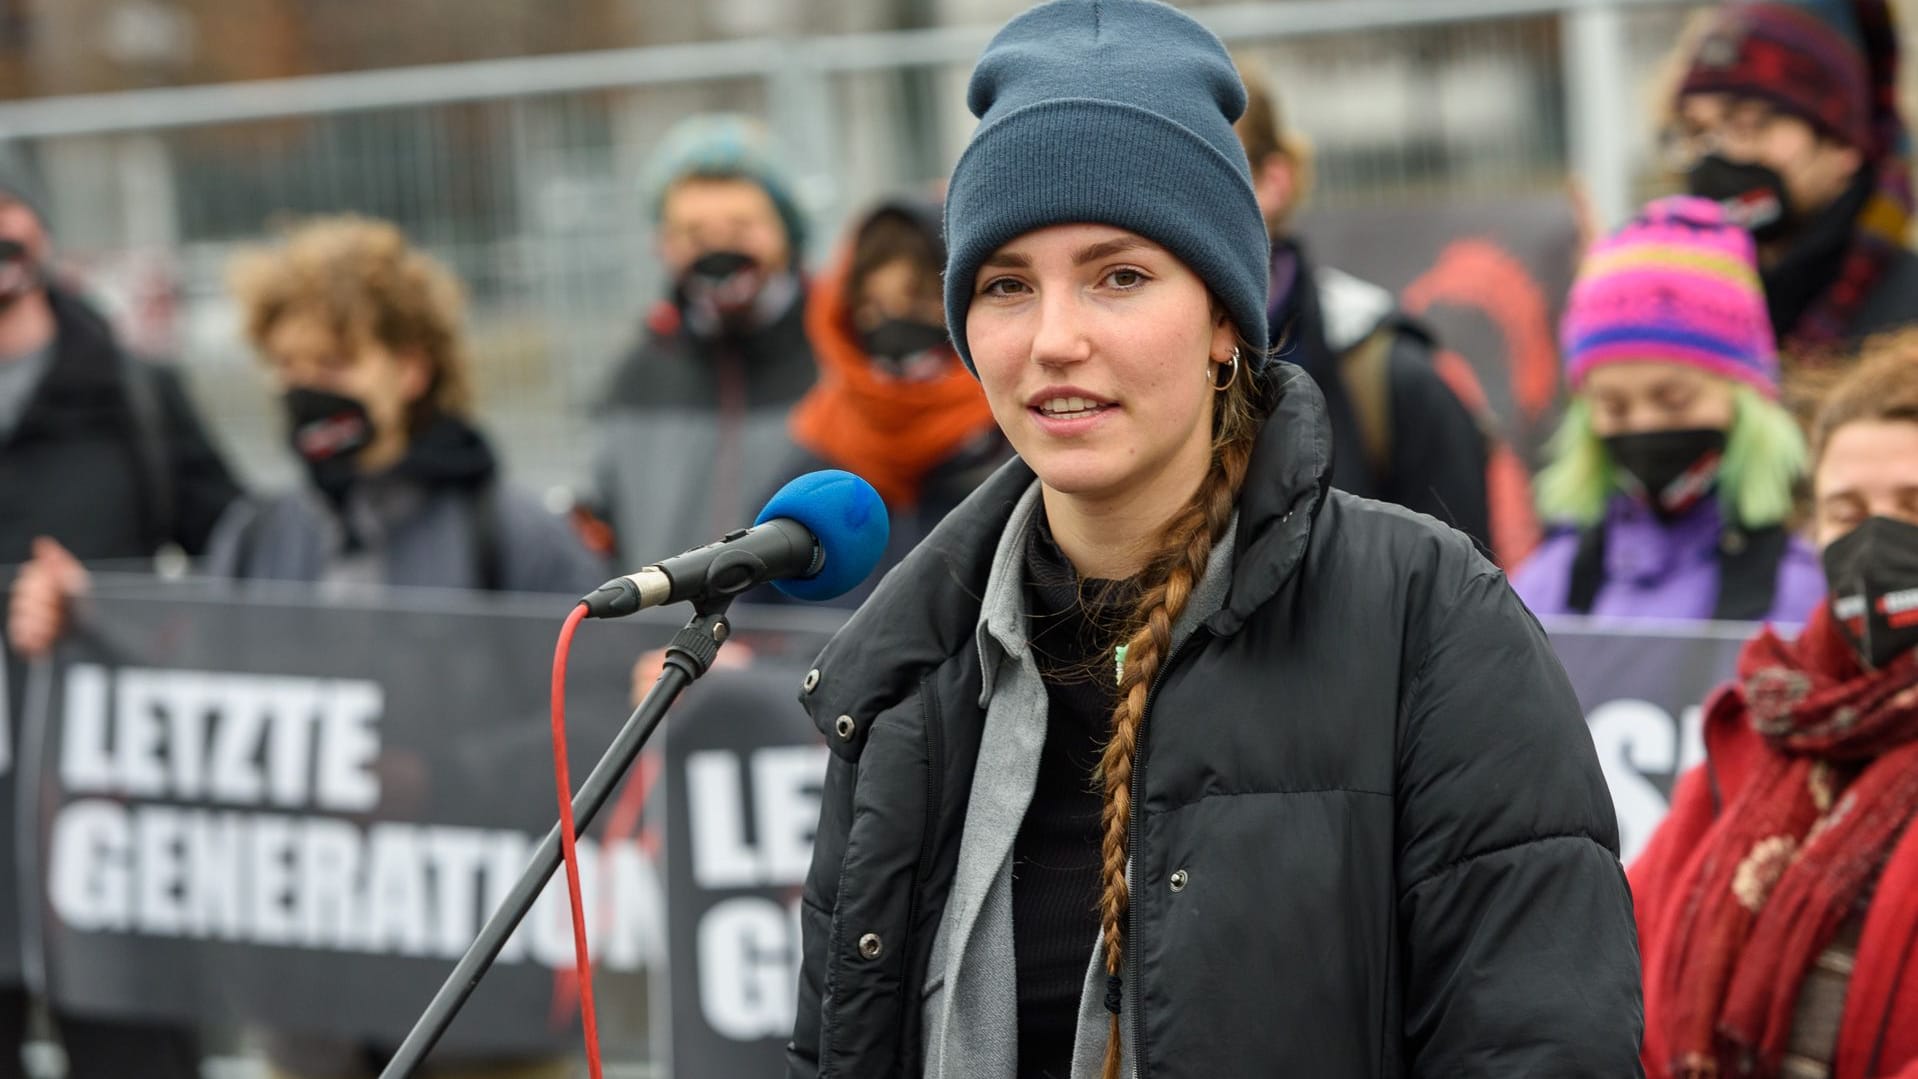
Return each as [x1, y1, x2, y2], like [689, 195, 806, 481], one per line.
[1659, 605, 1918, 1078]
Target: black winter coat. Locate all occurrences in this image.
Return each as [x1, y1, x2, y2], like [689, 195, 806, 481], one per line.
[0, 288, 239, 566]
[787, 367, 1643, 1078]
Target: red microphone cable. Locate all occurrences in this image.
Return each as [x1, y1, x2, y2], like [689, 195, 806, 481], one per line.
[550, 602, 604, 1079]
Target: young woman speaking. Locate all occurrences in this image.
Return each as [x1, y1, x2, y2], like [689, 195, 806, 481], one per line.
[785, 2, 1645, 1076]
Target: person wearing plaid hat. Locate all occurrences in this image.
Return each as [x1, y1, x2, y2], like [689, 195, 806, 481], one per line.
[1668, 0, 1918, 364]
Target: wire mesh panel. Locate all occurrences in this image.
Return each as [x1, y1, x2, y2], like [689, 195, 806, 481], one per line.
[5, 0, 1695, 497]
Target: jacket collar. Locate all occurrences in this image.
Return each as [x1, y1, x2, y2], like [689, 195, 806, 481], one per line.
[1209, 362, 1333, 634]
[803, 361, 1333, 743]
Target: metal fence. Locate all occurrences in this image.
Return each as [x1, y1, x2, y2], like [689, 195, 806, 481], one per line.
[0, 0, 1695, 497]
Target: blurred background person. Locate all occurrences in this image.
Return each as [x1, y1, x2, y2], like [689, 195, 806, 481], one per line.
[201, 215, 604, 596]
[1514, 197, 1822, 624]
[761, 193, 1004, 607]
[0, 143, 233, 1079]
[1232, 59, 1493, 554]
[1665, 0, 1917, 366]
[592, 113, 817, 568]
[0, 145, 239, 572]
[11, 214, 596, 1079]
[1630, 343, 1918, 1079]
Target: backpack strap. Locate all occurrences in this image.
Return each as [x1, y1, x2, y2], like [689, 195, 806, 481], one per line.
[1337, 327, 1396, 483]
[1566, 524, 1607, 616]
[119, 354, 175, 549]
[1565, 519, 1789, 620]
[467, 482, 507, 593]
[1712, 525, 1789, 622]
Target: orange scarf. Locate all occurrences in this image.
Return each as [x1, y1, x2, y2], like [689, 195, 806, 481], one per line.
[788, 252, 997, 508]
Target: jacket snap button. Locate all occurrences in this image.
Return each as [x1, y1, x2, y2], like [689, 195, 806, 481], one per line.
[834, 715, 857, 741]
[1170, 869, 1189, 893]
[803, 668, 820, 693]
[858, 932, 883, 960]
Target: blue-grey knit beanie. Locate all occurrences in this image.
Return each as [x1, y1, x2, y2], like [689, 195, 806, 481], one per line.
[943, 0, 1268, 373]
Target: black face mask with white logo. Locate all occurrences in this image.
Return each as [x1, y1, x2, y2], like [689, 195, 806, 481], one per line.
[284, 387, 375, 507]
[1604, 428, 1728, 521]
[1687, 154, 1796, 245]
[673, 250, 797, 341]
[1822, 515, 1918, 670]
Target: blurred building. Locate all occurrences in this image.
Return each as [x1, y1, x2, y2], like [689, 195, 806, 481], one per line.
[0, 1, 1745, 495]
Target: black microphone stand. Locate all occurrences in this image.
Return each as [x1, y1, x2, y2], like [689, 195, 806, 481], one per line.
[379, 596, 737, 1079]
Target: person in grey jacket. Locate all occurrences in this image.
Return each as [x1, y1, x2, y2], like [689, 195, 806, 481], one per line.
[197, 215, 604, 598]
[591, 113, 817, 568]
[786, 3, 1644, 1077]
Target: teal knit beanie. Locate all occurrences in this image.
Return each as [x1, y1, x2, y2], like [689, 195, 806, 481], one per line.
[642, 113, 808, 256]
[942, 0, 1269, 373]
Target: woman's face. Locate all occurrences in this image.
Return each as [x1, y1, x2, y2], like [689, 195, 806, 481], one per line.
[1814, 420, 1918, 548]
[1583, 363, 1738, 437]
[852, 256, 944, 333]
[966, 223, 1235, 510]
[263, 312, 429, 473]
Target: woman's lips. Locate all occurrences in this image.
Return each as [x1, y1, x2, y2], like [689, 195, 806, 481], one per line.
[1029, 395, 1118, 435]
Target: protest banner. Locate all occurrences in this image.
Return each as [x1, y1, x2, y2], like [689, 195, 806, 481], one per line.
[13, 577, 1763, 1070]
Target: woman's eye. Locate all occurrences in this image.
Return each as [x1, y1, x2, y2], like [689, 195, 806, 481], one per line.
[1106, 268, 1147, 289]
[980, 277, 1027, 297]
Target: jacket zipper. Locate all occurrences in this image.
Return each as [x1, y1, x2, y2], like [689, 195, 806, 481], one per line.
[712, 345, 745, 538]
[1126, 630, 1206, 1078]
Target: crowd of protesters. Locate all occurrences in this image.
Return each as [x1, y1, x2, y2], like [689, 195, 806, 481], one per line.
[1, 0, 1917, 1075]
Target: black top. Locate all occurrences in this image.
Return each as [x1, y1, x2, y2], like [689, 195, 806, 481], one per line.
[1013, 517, 1137, 1079]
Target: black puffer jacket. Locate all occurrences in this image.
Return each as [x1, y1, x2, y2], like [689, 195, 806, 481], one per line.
[787, 367, 1643, 1078]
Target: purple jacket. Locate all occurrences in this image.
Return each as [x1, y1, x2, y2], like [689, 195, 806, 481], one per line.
[1512, 495, 1824, 624]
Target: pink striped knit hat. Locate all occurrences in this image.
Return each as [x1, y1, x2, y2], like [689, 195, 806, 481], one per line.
[1561, 196, 1780, 398]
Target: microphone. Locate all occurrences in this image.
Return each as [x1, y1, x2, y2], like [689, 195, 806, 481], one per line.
[581, 470, 890, 617]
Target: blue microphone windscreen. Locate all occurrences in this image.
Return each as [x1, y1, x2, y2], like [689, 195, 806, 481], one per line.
[755, 470, 890, 602]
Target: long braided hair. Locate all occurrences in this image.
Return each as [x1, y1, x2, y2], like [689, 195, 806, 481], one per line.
[1097, 345, 1265, 1078]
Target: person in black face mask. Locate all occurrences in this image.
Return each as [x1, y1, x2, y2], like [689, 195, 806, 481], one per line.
[1626, 344, 1918, 1079]
[1666, 0, 1918, 365]
[1513, 197, 1825, 623]
[196, 216, 605, 600]
[753, 195, 1008, 609]
[1810, 344, 1918, 670]
[590, 113, 819, 569]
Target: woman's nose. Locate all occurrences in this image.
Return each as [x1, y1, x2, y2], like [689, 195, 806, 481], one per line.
[1028, 290, 1091, 368]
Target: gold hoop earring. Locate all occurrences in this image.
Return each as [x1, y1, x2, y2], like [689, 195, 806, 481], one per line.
[1211, 346, 1241, 392]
